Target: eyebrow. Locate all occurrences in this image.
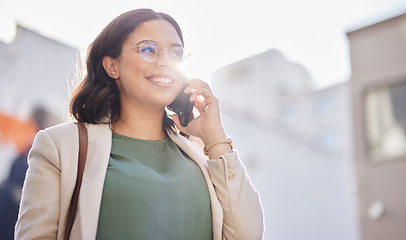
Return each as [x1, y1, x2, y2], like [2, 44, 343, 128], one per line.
[133, 40, 183, 47]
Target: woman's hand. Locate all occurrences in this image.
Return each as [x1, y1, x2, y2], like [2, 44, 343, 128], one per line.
[172, 78, 227, 146]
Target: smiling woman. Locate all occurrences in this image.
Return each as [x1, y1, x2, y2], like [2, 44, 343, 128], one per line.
[14, 9, 264, 240]
[101, 19, 186, 137]
[68, 10, 187, 136]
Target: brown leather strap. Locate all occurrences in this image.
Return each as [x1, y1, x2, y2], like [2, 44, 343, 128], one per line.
[64, 122, 88, 240]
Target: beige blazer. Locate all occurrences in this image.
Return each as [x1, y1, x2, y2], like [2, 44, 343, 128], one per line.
[15, 122, 264, 240]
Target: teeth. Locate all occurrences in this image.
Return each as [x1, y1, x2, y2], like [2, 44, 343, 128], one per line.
[150, 77, 172, 84]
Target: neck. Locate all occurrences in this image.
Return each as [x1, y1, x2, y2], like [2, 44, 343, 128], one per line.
[112, 104, 167, 141]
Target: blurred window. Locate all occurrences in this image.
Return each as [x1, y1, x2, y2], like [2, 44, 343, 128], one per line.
[364, 81, 406, 161]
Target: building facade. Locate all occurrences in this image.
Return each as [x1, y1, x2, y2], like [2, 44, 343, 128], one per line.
[212, 49, 358, 240]
[0, 25, 77, 120]
[348, 13, 406, 240]
[0, 25, 76, 176]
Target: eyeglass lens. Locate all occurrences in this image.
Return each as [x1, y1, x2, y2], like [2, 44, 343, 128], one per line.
[139, 41, 184, 63]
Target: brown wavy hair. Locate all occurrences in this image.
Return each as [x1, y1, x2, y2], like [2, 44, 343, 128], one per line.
[69, 9, 184, 133]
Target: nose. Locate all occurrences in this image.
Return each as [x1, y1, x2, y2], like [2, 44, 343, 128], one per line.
[156, 49, 172, 68]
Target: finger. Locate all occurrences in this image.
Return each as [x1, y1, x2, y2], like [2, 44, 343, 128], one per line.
[193, 99, 207, 115]
[185, 78, 211, 93]
[190, 88, 217, 104]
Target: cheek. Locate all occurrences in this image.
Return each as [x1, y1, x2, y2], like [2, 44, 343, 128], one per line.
[117, 57, 147, 78]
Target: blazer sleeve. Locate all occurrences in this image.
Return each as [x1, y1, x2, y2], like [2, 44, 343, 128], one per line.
[14, 130, 62, 239]
[207, 150, 265, 240]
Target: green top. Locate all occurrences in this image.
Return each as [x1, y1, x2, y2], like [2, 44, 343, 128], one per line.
[96, 133, 213, 240]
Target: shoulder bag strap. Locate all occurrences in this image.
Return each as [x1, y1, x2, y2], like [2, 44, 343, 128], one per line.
[64, 122, 88, 240]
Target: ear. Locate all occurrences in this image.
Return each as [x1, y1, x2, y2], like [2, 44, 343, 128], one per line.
[102, 56, 119, 79]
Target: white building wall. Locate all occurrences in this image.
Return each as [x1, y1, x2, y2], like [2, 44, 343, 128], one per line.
[212, 49, 359, 240]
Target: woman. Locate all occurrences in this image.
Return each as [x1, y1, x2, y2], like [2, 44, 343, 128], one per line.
[15, 9, 264, 240]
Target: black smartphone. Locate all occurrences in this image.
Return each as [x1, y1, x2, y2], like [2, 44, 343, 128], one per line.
[168, 84, 195, 127]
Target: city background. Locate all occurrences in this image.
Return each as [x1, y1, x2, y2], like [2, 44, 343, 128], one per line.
[1, 1, 406, 240]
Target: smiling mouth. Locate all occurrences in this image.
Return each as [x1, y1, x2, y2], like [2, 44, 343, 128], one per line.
[149, 77, 173, 84]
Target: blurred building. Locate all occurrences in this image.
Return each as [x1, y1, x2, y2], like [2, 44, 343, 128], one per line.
[0, 25, 77, 119]
[212, 49, 358, 240]
[212, 11, 406, 240]
[0, 24, 76, 180]
[0, 25, 76, 239]
[348, 13, 406, 240]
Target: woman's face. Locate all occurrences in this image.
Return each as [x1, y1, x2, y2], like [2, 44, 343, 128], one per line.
[113, 19, 185, 112]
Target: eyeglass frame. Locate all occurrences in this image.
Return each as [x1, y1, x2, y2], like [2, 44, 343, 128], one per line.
[119, 40, 189, 63]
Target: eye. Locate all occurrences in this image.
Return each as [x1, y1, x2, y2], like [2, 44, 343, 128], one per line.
[170, 46, 184, 60]
[140, 42, 158, 55]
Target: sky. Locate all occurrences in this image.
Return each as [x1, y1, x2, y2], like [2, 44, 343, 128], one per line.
[1, 0, 406, 89]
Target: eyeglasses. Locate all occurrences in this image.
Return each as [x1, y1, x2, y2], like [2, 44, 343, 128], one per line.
[120, 40, 188, 63]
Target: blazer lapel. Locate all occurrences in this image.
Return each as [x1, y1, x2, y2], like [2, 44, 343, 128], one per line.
[76, 123, 112, 240]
